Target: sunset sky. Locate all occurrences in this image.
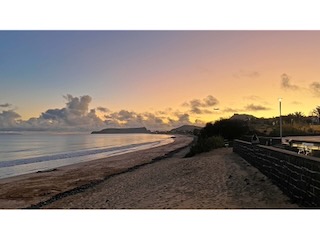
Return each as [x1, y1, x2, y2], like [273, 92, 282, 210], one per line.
[1, 31, 320, 131]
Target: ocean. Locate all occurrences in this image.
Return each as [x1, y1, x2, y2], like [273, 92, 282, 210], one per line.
[0, 132, 174, 179]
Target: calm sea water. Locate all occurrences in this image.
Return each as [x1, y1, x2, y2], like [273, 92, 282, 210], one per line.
[0, 132, 174, 179]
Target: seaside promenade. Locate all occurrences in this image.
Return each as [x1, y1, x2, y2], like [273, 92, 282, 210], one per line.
[0, 135, 298, 209]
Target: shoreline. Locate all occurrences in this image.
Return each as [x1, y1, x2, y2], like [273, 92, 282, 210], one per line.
[0, 135, 194, 209]
[0, 133, 175, 180]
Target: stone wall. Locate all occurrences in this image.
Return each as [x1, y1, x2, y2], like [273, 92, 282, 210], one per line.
[233, 139, 320, 207]
[240, 136, 282, 146]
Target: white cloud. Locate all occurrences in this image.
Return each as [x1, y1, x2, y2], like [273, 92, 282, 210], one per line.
[0, 95, 106, 131]
[0, 110, 21, 129]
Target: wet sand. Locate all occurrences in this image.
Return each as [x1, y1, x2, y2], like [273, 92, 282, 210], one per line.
[0, 134, 298, 209]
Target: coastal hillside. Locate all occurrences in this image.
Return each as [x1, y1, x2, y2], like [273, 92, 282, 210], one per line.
[91, 127, 151, 134]
[230, 114, 256, 121]
[169, 125, 202, 134]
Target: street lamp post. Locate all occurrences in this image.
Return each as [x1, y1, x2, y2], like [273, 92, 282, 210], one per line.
[279, 98, 282, 143]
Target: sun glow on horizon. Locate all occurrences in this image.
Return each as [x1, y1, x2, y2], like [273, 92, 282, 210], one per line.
[1, 31, 320, 131]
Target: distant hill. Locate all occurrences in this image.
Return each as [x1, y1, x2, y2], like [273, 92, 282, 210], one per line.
[230, 114, 257, 121]
[169, 125, 202, 134]
[92, 127, 151, 134]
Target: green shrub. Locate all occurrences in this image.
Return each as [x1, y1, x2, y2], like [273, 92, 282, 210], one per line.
[185, 136, 225, 157]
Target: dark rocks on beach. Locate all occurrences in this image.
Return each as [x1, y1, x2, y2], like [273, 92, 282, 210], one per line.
[37, 168, 58, 173]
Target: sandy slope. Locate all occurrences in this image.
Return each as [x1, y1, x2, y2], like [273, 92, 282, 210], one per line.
[44, 147, 298, 209]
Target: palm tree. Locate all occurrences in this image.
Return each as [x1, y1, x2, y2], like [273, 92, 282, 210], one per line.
[312, 106, 320, 123]
[294, 111, 304, 124]
[294, 111, 304, 118]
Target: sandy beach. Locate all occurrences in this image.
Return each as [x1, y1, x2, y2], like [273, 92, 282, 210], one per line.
[0, 135, 193, 209]
[0, 135, 298, 209]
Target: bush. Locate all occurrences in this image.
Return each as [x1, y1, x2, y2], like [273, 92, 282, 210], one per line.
[185, 136, 225, 157]
[199, 119, 250, 140]
[268, 125, 309, 136]
[185, 119, 250, 157]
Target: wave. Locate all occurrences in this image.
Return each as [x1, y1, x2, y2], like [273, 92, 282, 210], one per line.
[0, 140, 167, 168]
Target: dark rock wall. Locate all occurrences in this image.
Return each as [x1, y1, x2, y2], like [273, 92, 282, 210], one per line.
[233, 139, 320, 207]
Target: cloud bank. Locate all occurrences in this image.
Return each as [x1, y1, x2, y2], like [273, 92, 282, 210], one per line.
[222, 104, 270, 113]
[244, 104, 270, 111]
[182, 95, 219, 114]
[310, 82, 320, 97]
[0, 110, 21, 129]
[0, 93, 275, 132]
[22, 95, 106, 131]
[223, 107, 241, 113]
[0, 103, 11, 108]
[281, 73, 300, 90]
[233, 70, 260, 79]
[0, 94, 201, 131]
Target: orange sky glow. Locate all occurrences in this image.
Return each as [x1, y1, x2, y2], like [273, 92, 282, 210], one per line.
[1, 31, 320, 130]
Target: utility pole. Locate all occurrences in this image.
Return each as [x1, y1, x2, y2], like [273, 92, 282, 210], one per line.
[279, 98, 282, 143]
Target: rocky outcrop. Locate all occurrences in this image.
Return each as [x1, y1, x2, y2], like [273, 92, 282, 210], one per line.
[91, 127, 151, 134]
